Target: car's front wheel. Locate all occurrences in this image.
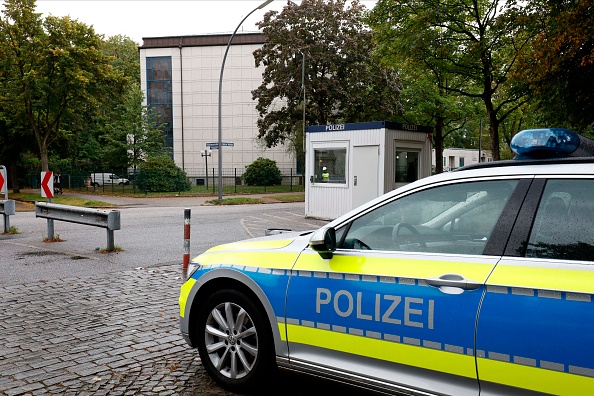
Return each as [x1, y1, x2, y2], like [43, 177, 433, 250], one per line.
[195, 289, 275, 392]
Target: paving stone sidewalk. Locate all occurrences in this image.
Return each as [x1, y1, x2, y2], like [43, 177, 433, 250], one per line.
[0, 264, 237, 396]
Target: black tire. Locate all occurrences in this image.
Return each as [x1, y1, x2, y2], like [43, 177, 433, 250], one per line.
[195, 289, 275, 393]
[93, 182, 100, 187]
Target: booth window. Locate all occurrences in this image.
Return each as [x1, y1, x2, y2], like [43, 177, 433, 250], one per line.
[314, 148, 346, 184]
[395, 151, 419, 183]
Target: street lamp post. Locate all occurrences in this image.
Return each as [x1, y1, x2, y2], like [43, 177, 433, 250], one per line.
[217, 0, 274, 202]
[201, 150, 212, 189]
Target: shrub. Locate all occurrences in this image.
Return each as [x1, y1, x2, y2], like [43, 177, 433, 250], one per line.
[136, 154, 191, 192]
[241, 157, 283, 186]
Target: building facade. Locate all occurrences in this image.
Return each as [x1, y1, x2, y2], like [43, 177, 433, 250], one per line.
[433, 148, 493, 172]
[139, 34, 295, 180]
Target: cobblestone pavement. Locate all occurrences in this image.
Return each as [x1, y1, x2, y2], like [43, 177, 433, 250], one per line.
[0, 264, 371, 396]
[0, 264, 231, 396]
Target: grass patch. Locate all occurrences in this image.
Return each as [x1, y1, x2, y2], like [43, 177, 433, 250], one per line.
[43, 235, 65, 242]
[98, 246, 124, 253]
[268, 194, 305, 202]
[10, 192, 115, 208]
[49, 184, 305, 198]
[205, 197, 264, 205]
[2, 226, 19, 234]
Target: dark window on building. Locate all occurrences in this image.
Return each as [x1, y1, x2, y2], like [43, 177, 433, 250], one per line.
[146, 57, 173, 154]
[395, 151, 419, 183]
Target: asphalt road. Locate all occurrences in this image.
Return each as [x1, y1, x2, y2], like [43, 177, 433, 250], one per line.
[1, 194, 384, 396]
[1, 195, 327, 285]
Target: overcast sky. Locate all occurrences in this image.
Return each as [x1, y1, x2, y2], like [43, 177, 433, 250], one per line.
[35, 1, 377, 45]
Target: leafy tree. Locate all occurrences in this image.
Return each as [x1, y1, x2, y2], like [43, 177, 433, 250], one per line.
[242, 157, 283, 186]
[101, 82, 166, 170]
[370, 0, 536, 160]
[102, 34, 140, 83]
[518, 0, 594, 133]
[371, 35, 478, 173]
[0, 0, 126, 171]
[252, 0, 402, 168]
[69, 34, 142, 171]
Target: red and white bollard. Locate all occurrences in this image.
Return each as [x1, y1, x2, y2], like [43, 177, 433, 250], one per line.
[183, 208, 191, 271]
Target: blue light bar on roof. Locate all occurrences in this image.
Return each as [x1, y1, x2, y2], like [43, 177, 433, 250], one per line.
[510, 128, 594, 159]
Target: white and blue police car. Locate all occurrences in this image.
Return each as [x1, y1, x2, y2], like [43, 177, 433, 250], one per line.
[180, 128, 594, 395]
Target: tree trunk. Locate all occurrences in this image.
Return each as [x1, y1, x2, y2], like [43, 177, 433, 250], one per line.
[433, 117, 445, 174]
[9, 158, 20, 194]
[482, 96, 500, 161]
[40, 144, 49, 172]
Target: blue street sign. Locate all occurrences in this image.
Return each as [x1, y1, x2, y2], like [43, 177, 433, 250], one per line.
[206, 142, 234, 149]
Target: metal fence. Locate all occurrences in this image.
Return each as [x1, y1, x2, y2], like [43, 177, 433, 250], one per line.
[26, 168, 304, 195]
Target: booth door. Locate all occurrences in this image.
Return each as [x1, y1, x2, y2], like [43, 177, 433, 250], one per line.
[352, 145, 379, 209]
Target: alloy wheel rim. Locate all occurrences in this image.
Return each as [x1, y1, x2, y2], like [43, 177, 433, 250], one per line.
[204, 301, 259, 379]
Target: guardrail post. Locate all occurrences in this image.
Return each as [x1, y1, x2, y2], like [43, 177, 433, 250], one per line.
[1, 200, 16, 233]
[47, 198, 54, 240]
[47, 218, 55, 240]
[183, 208, 191, 271]
[107, 229, 115, 251]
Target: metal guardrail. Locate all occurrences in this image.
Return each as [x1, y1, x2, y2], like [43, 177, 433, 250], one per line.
[0, 200, 16, 233]
[35, 202, 121, 251]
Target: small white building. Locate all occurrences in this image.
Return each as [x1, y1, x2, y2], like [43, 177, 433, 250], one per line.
[434, 148, 493, 171]
[306, 121, 432, 220]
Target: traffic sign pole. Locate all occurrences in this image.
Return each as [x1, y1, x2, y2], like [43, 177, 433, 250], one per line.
[41, 171, 55, 239]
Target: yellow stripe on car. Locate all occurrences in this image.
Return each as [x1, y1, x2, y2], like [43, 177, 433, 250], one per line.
[284, 323, 477, 379]
[197, 251, 299, 270]
[487, 263, 594, 294]
[298, 252, 496, 280]
[478, 358, 594, 395]
[179, 278, 196, 318]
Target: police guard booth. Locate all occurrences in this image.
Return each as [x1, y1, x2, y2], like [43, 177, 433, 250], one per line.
[305, 121, 432, 220]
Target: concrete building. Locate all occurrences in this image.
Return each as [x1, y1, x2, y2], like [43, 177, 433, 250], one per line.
[433, 148, 493, 172]
[139, 33, 295, 181]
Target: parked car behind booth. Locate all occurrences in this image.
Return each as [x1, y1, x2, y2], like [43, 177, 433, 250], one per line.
[89, 173, 129, 187]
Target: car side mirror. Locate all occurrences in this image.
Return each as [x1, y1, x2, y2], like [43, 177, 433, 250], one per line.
[309, 226, 336, 259]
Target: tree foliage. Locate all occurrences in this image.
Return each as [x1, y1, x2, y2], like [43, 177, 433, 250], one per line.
[518, 0, 594, 132]
[369, 0, 536, 160]
[252, 0, 403, 161]
[0, 0, 126, 171]
[100, 82, 166, 170]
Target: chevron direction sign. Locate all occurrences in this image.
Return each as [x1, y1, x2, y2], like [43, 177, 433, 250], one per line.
[41, 171, 54, 198]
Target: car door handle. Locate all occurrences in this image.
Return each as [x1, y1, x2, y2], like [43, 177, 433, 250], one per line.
[427, 274, 482, 290]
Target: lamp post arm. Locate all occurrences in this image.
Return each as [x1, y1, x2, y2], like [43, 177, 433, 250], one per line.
[218, 0, 274, 202]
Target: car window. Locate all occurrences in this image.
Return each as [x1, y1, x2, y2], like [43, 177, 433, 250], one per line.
[338, 180, 518, 255]
[526, 179, 594, 261]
